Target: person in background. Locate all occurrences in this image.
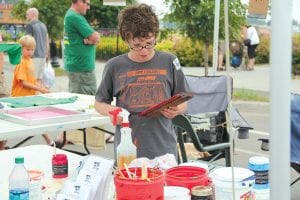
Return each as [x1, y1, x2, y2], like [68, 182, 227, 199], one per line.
[243, 25, 260, 71]
[217, 39, 225, 71]
[0, 33, 4, 91]
[0, 32, 5, 95]
[94, 4, 190, 161]
[64, 0, 107, 145]
[9, 35, 65, 148]
[64, 0, 100, 95]
[25, 8, 60, 146]
[0, 56, 3, 90]
[25, 7, 49, 85]
[0, 33, 5, 150]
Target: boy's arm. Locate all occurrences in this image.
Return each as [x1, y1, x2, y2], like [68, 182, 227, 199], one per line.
[21, 80, 50, 93]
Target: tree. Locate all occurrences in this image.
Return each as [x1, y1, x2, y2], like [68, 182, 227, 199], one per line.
[87, 0, 137, 29]
[164, 0, 247, 71]
[11, 0, 69, 40]
[11, 0, 137, 39]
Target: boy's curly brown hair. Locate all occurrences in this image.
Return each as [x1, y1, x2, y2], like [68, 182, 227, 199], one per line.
[118, 3, 159, 41]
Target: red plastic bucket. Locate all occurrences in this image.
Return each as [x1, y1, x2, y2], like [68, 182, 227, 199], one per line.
[165, 166, 211, 190]
[114, 167, 164, 200]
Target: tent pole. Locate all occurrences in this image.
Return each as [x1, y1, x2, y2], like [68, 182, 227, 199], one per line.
[212, 0, 221, 75]
[270, 0, 292, 199]
[224, 0, 236, 199]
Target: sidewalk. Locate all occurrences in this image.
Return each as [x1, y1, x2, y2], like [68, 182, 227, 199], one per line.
[51, 59, 300, 95]
[2, 55, 299, 95]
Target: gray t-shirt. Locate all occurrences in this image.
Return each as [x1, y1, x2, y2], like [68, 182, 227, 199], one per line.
[95, 51, 189, 159]
[26, 20, 48, 58]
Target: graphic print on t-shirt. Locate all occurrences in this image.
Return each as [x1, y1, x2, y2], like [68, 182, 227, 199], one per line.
[119, 68, 168, 109]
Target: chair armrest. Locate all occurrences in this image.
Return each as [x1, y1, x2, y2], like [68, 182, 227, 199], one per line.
[231, 107, 253, 129]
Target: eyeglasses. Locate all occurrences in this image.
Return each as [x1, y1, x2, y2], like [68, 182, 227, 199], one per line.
[128, 41, 156, 51]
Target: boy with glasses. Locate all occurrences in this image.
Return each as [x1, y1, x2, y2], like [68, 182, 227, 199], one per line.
[95, 4, 189, 161]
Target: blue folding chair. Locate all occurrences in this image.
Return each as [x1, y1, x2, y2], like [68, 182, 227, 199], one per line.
[258, 93, 300, 186]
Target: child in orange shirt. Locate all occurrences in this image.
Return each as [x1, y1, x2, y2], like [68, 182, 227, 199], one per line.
[11, 35, 49, 96]
[9, 35, 56, 147]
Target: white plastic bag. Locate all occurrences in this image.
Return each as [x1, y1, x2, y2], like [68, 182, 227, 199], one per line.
[43, 63, 55, 88]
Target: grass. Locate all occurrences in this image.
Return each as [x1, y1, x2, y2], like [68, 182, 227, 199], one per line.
[233, 89, 269, 102]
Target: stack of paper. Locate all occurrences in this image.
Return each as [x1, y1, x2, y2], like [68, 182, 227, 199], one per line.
[56, 155, 114, 200]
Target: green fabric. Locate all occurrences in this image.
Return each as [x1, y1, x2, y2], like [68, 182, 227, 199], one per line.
[64, 9, 96, 72]
[0, 95, 78, 108]
[0, 43, 22, 65]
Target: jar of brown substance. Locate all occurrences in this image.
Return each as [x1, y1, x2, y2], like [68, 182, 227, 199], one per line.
[191, 185, 213, 200]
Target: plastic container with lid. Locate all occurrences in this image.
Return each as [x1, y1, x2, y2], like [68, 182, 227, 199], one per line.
[210, 167, 255, 200]
[52, 153, 68, 178]
[165, 166, 211, 191]
[164, 186, 190, 200]
[191, 185, 213, 200]
[248, 156, 269, 189]
[27, 170, 44, 200]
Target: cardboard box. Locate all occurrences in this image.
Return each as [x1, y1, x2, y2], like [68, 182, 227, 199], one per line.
[248, 0, 269, 18]
[67, 127, 106, 150]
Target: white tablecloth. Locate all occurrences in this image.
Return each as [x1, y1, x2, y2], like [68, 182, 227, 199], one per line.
[0, 145, 83, 199]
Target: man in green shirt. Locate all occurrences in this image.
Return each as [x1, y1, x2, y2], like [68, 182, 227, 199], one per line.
[64, 0, 100, 95]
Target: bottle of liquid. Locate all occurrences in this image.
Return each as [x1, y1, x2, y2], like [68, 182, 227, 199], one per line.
[117, 121, 137, 169]
[9, 157, 29, 200]
[109, 108, 137, 169]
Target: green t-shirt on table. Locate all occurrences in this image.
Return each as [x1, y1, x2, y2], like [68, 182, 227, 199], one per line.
[64, 9, 96, 72]
[0, 43, 21, 65]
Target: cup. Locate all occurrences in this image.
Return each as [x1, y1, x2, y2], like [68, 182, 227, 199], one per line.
[28, 170, 44, 200]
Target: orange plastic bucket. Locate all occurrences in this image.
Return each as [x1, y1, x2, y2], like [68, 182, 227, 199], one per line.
[114, 167, 164, 200]
[165, 166, 211, 190]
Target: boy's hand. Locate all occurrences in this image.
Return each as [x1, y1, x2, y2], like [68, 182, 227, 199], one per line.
[161, 106, 179, 119]
[109, 114, 123, 125]
[40, 87, 50, 94]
